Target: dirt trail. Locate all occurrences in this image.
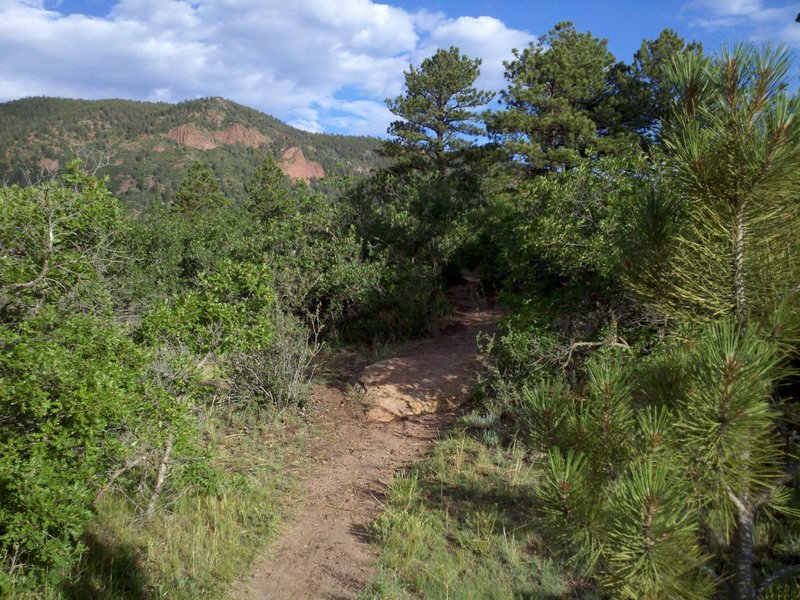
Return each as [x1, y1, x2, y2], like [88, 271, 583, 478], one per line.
[232, 282, 499, 600]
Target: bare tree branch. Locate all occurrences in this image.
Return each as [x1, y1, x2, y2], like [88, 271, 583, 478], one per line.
[145, 434, 174, 521]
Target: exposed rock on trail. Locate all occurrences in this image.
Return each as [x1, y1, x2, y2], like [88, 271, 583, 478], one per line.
[359, 283, 496, 423]
[232, 281, 498, 600]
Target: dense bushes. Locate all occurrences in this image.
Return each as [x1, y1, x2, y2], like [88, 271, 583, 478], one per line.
[0, 156, 387, 590]
[0, 313, 149, 586]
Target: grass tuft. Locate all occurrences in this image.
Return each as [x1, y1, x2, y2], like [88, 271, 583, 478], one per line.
[362, 433, 589, 599]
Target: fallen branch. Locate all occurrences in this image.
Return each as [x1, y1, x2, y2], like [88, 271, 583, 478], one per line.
[561, 339, 631, 369]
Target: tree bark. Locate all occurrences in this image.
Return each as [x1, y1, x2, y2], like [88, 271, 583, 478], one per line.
[734, 504, 755, 600]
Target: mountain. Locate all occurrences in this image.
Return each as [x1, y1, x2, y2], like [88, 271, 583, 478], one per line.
[0, 96, 386, 211]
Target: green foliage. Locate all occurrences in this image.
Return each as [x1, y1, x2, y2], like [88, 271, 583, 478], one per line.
[173, 161, 231, 216]
[627, 43, 800, 334]
[628, 29, 703, 135]
[595, 29, 703, 142]
[385, 47, 494, 174]
[244, 155, 291, 221]
[676, 320, 787, 525]
[488, 22, 624, 171]
[346, 168, 476, 340]
[600, 460, 712, 599]
[481, 314, 797, 598]
[141, 259, 274, 356]
[245, 160, 382, 329]
[228, 309, 321, 409]
[0, 312, 148, 585]
[0, 161, 123, 319]
[120, 199, 254, 302]
[478, 153, 654, 297]
[0, 169, 201, 588]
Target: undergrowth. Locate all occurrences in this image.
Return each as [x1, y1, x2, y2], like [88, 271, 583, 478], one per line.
[358, 433, 594, 600]
[8, 412, 307, 600]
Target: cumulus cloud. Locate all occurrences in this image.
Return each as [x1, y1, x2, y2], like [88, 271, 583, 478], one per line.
[421, 16, 532, 92]
[683, 0, 796, 43]
[0, 0, 532, 135]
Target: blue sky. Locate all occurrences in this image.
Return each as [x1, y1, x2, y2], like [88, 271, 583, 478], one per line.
[1, 1, 798, 136]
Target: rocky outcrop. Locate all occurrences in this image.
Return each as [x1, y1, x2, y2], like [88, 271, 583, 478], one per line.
[37, 157, 59, 172]
[279, 146, 325, 182]
[165, 124, 217, 150]
[164, 123, 270, 150]
[358, 355, 472, 423]
[213, 123, 269, 147]
[118, 177, 135, 193]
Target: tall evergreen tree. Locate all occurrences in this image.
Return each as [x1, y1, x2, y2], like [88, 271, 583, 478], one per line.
[487, 22, 618, 172]
[385, 46, 495, 175]
[593, 29, 703, 142]
[244, 155, 291, 222]
[630, 29, 703, 134]
[172, 161, 230, 216]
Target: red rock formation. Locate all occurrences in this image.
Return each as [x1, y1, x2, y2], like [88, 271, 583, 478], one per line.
[118, 177, 135, 193]
[163, 124, 270, 150]
[37, 157, 59, 171]
[214, 123, 270, 148]
[164, 124, 217, 150]
[279, 146, 325, 182]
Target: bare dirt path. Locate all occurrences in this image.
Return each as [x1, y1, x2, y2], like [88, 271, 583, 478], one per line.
[231, 282, 499, 600]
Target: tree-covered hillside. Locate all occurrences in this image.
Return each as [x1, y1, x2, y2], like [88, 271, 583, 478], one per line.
[0, 96, 386, 211]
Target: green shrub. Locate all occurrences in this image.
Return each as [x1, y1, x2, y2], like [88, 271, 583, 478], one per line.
[0, 312, 150, 586]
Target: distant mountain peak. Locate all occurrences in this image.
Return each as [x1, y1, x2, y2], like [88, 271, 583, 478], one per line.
[0, 96, 385, 210]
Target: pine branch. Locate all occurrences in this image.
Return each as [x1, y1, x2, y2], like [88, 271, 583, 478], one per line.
[756, 564, 800, 597]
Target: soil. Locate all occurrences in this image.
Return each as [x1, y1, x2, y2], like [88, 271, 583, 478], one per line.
[231, 281, 499, 600]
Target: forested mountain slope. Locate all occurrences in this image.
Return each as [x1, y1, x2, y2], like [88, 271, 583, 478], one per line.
[0, 96, 385, 210]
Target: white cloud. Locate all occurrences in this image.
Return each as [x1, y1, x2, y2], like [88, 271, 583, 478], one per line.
[684, 0, 796, 43]
[423, 16, 533, 91]
[0, 0, 532, 136]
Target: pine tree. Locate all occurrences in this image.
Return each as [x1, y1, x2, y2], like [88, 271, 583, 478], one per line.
[624, 43, 800, 599]
[487, 22, 619, 172]
[628, 43, 800, 338]
[385, 46, 495, 175]
[172, 161, 230, 217]
[525, 43, 800, 599]
[244, 155, 290, 222]
[594, 29, 702, 142]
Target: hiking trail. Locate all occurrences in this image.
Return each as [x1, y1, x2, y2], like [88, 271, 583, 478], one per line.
[232, 280, 499, 600]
